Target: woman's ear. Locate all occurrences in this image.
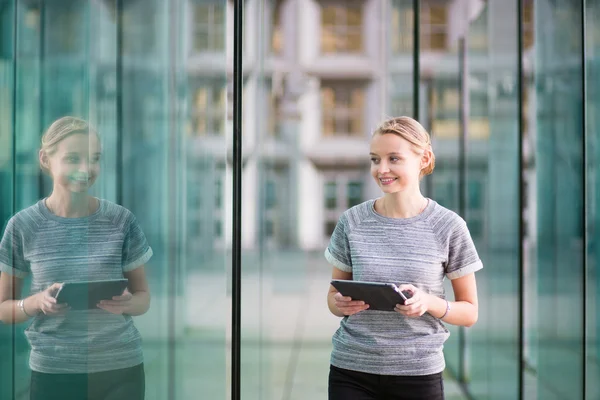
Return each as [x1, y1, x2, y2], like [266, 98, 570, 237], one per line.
[420, 149, 432, 169]
[39, 149, 50, 173]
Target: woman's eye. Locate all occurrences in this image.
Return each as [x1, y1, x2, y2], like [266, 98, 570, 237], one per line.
[370, 158, 379, 163]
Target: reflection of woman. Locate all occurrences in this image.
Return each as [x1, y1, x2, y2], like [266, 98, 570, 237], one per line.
[0, 117, 152, 400]
[325, 117, 483, 400]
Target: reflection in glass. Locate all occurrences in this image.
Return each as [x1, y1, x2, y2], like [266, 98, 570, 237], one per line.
[587, 1, 600, 398]
[325, 181, 337, 210]
[192, 2, 226, 53]
[534, 1, 584, 398]
[320, 1, 363, 53]
[321, 82, 365, 137]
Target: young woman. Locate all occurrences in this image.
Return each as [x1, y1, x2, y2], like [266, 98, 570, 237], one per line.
[325, 116, 482, 400]
[0, 117, 153, 400]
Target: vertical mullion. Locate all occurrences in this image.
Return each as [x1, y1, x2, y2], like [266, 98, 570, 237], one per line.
[116, 0, 123, 205]
[232, 0, 244, 399]
[581, 0, 588, 398]
[516, 0, 525, 399]
[38, 1, 45, 196]
[457, 34, 467, 384]
[10, 0, 17, 398]
[167, 1, 181, 399]
[412, 0, 419, 120]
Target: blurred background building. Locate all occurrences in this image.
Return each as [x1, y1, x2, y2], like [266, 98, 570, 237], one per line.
[1, 0, 599, 399]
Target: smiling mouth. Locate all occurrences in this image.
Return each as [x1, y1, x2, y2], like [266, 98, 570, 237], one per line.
[379, 177, 397, 185]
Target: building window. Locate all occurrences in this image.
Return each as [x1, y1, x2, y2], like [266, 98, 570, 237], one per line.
[321, 1, 363, 54]
[429, 78, 490, 139]
[390, 2, 413, 53]
[325, 181, 337, 209]
[391, 0, 447, 53]
[265, 180, 277, 210]
[423, 2, 447, 51]
[271, 0, 284, 55]
[189, 81, 226, 136]
[268, 81, 283, 137]
[321, 81, 365, 137]
[347, 181, 363, 208]
[323, 175, 363, 240]
[389, 74, 413, 117]
[191, 1, 225, 53]
[264, 179, 277, 239]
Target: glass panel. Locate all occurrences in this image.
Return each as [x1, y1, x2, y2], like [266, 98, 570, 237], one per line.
[1, 1, 228, 399]
[461, 3, 521, 398]
[0, 1, 15, 397]
[587, 0, 600, 398]
[534, 1, 584, 398]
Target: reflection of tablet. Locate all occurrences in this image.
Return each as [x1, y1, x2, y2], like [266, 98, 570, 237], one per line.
[54, 279, 129, 310]
[330, 280, 413, 312]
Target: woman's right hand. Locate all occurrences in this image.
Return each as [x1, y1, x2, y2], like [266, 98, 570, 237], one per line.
[333, 292, 369, 316]
[34, 283, 69, 315]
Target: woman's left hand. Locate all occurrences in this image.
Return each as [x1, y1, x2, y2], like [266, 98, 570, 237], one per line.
[394, 284, 431, 318]
[97, 289, 133, 315]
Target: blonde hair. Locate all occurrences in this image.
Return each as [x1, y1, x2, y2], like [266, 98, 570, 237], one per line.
[40, 116, 98, 174]
[372, 116, 435, 177]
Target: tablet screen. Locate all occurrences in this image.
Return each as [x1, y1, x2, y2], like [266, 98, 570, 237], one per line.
[54, 279, 129, 310]
[331, 280, 411, 311]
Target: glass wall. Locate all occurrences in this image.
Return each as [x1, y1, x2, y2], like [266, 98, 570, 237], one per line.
[0, 0, 228, 399]
[463, 1, 521, 398]
[2, 1, 600, 399]
[533, 2, 584, 398]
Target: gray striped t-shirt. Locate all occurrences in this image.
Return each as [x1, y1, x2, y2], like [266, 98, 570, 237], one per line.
[325, 198, 483, 376]
[0, 198, 153, 374]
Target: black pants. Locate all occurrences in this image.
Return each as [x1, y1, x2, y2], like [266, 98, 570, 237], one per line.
[329, 365, 444, 400]
[30, 363, 145, 400]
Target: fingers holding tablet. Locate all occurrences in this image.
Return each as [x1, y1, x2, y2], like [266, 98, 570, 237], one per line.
[36, 283, 70, 315]
[333, 292, 370, 316]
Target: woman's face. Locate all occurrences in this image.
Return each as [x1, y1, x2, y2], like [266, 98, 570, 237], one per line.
[45, 133, 101, 193]
[369, 133, 425, 194]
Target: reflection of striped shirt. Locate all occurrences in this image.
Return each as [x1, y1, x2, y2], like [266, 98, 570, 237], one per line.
[0, 199, 152, 374]
[325, 199, 483, 376]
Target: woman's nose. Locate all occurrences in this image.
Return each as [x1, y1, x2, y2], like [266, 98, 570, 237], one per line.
[78, 162, 90, 173]
[377, 162, 390, 174]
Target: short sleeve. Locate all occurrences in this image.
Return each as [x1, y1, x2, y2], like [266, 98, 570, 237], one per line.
[0, 217, 30, 278]
[122, 213, 153, 272]
[445, 220, 483, 279]
[324, 213, 352, 273]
